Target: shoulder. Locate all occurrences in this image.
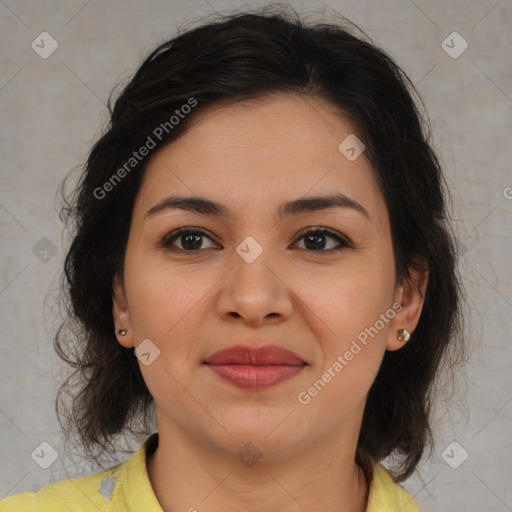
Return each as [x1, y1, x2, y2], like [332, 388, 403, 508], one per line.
[0, 434, 160, 512]
[0, 464, 123, 511]
[0, 433, 162, 512]
[367, 463, 421, 512]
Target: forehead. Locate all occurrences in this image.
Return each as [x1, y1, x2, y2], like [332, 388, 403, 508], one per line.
[136, 93, 387, 228]
[168, 93, 362, 159]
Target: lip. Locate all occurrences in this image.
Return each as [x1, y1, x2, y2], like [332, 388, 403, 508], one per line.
[204, 345, 306, 366]
[204, 345, 306, 389]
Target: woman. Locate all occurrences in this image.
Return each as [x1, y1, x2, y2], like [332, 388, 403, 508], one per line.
[0, 7, 464, 511]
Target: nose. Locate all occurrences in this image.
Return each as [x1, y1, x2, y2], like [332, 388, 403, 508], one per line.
[215, 247, 294, 327]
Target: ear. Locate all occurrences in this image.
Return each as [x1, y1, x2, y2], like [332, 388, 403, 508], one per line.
[386, 266, 429, 351]
[112, 274, 134, 348]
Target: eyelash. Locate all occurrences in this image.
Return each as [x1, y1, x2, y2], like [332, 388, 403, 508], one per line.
[160, 226, 354, 254]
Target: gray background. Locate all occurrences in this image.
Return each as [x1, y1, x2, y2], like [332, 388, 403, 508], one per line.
[1, 0, 511, 510]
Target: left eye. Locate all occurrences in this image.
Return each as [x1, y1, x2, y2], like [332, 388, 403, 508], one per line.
[294, 228, 351, 252]
[161, 227, 351, 253]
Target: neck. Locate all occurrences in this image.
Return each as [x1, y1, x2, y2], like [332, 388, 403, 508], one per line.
[146, 423, 369, 512]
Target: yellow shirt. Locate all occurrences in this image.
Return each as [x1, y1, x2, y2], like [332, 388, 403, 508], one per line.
[0, 433, 420, 511]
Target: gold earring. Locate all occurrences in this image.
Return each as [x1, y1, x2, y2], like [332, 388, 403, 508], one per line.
[397, 329, 410, 342]
[118, 329, 127, 336]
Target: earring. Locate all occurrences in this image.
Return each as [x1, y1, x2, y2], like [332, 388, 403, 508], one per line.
[397, 329, 410, 342]
[118, 329, 127, 336]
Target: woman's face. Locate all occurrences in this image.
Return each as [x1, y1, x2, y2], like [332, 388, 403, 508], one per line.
[113, 93, 424, 459]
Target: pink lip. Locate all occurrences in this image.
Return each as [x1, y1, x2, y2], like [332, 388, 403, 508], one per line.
[204, 345, 306, 389]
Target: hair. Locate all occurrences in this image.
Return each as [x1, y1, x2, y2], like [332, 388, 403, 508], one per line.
[55, 5, 466, 483]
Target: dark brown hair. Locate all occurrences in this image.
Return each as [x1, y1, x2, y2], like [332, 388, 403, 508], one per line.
[55, 5, 466, 483]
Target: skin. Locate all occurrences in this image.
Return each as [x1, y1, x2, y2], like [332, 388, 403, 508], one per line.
[112, 93, 427, 512]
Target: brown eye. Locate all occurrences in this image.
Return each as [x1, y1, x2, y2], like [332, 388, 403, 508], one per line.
[161, 228, 220, 252]
[294, 228, 352, 252]
[160, 226, 352, 255]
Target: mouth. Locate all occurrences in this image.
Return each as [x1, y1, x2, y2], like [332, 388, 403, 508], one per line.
[203, 345, 307, 390]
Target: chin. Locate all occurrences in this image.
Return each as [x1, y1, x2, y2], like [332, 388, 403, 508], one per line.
[207, 413, 308, 460]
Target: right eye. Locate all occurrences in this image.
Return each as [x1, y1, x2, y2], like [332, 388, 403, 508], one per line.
[160, 227, 221, 253]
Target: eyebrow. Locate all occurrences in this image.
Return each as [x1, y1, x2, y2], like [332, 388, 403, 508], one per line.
[145, 193, 369, 221]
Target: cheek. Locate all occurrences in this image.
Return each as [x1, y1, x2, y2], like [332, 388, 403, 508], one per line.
[124, 264, 214, 397]
[124, 261, 213, 341]
[296, 272, 393, 414]
[306, 263, 394, 344]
